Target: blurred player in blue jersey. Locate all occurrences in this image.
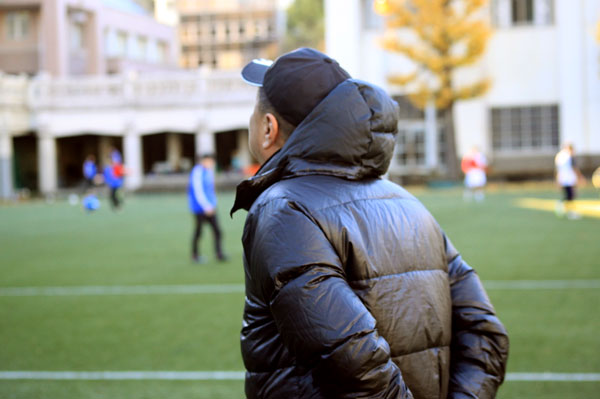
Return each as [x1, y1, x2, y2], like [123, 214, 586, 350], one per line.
[188, 153, 226, 263]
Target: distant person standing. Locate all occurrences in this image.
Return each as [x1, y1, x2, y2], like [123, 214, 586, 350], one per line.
[555, 143, 584, 219]
[188, 154, 226, 263]
[82, 154, 97, 190]
[103, 158, 124, 210]
[461, 146, 488, 202]
[110, 147, 122, 164]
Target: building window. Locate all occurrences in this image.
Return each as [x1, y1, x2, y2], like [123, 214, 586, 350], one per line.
[395, 96, 425, 120]
[396, 126, 426, 167]
[5, 11, 30, 40]
[491, 105, 559, 152]
[511, 0, 533, 24]
[70, 22, 85, 50]
[254, 21, 262, 39]
[157, 41, 168, 63]
[392, 96, 446, 169]
[492, 0, 553, 27]
[225, 21, 231, 39]
[115, 31, 127, 57]
[136, 36, 148, 60]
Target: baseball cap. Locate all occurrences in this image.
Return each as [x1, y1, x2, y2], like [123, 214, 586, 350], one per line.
[241, 48, 351, 126]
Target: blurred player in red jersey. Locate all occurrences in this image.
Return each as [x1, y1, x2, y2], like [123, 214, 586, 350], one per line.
[461, 146, 488, 202]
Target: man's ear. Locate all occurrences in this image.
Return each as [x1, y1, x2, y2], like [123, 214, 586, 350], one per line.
[263, 113, 280, 149]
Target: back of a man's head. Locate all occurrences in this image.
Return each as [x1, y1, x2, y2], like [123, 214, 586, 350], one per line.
[242, 48, 351, 138]
[256, 88, 296, 140]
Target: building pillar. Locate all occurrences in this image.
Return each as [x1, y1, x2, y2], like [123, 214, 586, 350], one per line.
[195, 127, 215, 156]
[37, 130, 58, 194]
[98, 135, 113, 165]
[85, 11, 104, 74]
[425, 102, 438, 169]
[41, 0, 67, 76]
[0, 129, 14, 199]
[236, 130, 251, 168]
[166, 133, 182, 171]
[123, 128, 142, 190]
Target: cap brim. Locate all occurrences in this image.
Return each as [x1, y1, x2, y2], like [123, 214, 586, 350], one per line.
[241, 59, 273, 87]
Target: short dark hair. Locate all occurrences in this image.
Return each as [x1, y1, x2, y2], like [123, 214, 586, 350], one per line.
[258, 88, 296, 140]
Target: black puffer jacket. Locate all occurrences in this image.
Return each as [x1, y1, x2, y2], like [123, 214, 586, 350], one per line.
[232, 79, 509, 399]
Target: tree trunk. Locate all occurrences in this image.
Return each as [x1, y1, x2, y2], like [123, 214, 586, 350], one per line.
[443, 105, 460, 180]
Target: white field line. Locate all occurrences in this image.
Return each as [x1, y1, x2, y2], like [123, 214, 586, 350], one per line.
[506, 373, 600, 382]
[0, 284, 245, 297]
[0, 371, 244, 380]
[0, 371, 598, 382]
[483, 280, 600, 290]
[0, 280, 599, 297]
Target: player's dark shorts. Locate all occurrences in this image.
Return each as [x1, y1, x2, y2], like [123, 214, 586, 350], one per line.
[562, 186, 575, 201]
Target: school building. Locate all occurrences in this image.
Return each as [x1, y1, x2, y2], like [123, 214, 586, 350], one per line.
[0, 0, 256, 199]
[325, 0, 600, 180]
[175, 0, 281, 69]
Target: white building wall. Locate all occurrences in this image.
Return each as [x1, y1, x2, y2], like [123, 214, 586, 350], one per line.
[454, 100, 488, 157]
[326, 0, 600, 164]
[357, 30, 388, 88]
[324, 0, 362, 78]
[583, 0, 600, 153]
[484, 28, 559, 106]
[556, 0, 586, 151]
[454, 26, 560, 157]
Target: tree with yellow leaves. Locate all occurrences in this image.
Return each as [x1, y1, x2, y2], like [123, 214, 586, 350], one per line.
[375, 0, 492, 179]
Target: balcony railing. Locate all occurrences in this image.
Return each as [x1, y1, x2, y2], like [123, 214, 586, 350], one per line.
[25, 69, 255, 109]
[0, 73, 29, 107]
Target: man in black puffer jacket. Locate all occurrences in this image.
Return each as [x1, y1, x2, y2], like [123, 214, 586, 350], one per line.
[231, 48, 509, 399]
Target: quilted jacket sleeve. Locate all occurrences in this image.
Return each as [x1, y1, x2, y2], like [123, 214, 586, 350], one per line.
[245, 198, 412, 399]
[445, 235, 509, 399]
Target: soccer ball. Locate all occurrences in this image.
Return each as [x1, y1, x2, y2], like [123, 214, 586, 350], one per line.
[82, 194, 100, 212]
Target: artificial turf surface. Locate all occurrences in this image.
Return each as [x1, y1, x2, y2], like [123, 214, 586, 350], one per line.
[1, 184, 599, 398]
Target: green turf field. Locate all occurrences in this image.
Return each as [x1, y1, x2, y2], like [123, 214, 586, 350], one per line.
[1, 184, 599, 398]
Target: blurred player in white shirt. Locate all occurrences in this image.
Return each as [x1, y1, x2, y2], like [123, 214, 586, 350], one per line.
[555, 143, 585, 219]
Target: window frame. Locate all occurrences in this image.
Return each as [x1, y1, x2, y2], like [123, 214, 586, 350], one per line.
[511, 0, 534, 26]
[490, 104, 560, 154]
[5, 10, 30, 41]
[491, 0, 554, 28]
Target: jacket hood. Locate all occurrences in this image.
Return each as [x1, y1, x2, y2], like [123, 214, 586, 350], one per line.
[231, 79, 399, 214]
